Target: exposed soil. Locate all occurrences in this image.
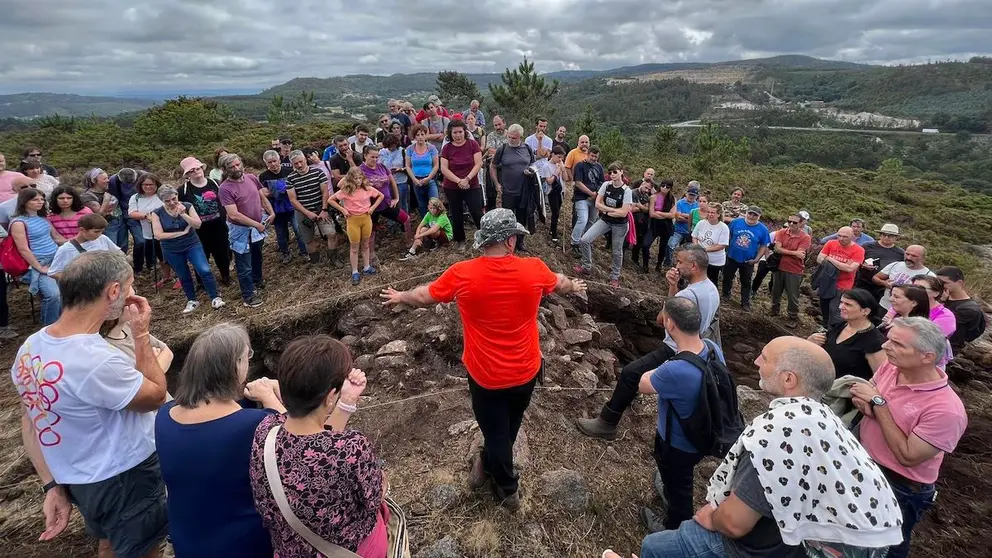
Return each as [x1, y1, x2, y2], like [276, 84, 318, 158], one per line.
[0, 213, 989, 557]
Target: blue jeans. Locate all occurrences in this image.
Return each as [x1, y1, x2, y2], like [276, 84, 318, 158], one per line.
[887, 480, 935, 558]
[105, 216, 144, 258]
[412, 179, 439, 217]
[570, 199, 597, 245]
[273, 212, 307, 256]
[233, 239, 264, 301]
[162, 244, 219, 301]
[667, 230, 689, 266]
[397, 181, 410, 215]
[641, 519, 725, 558]
[29, 254, 61, 326]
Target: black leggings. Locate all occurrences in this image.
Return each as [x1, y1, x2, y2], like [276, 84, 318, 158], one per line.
[196, 219, 231, 281]
[548, 185, 563, 238]
[445, 187, 483, 242]
[640, 220, 672, 269]
[0, 272, 8, 327]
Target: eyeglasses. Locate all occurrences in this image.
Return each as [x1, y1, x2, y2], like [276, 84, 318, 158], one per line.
[787, 220, 800, 225]
[380, 120, 389, 125]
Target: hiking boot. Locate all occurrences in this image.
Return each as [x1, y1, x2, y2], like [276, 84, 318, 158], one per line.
[741, 302, 752, 312]
[494, 485, 521, 512]
[575, 417, 618, 440]
[243, 296, 263, 308]
[255, 279, 266, 290]
[653, 470, 669, 509]
[182, 300, 199, 314]
[639, 506, 667, 534]
[572, 265, 590, 277]
[280, 253, 292, 264]
[609, 279, 621, 288]
[0, 326, 18, 340]
[468, 448, 488, 489]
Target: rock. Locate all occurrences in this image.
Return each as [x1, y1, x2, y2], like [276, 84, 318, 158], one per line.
[596, 323, 623, 349]
[340, 335, 358, 347]
[448, 420, 477, 436]
[737, 385, 773, 421]
[633, 335, 663, 354]
[412, 307, 429, 318]
[563, 328, 594, 345]
[337, 303, 376, 335]
[354, 354, 375, 371]
[353, 302, 376, 318]
[365, 327, 392, 348]
[424, 484, 460, 511]
[570, 364, 599, 395]
[538, 321, 548, 336]
[584, 350, 601, 366]
[732, 342, 756, 355]
[550, 304, 569, 330]
[425, 325, 445, 340]
[618, 296, 631, 308]
[579, 313, 597, 329]
[538, 469, 590, 512]
[559, 355, 572, 364]
[415, 535, 460, 558]
[541, 338, 557, 355]
[377, 340, 409, 356]
[945, 360, 975, 384]
[444, 374, 468, 385]
[434, 302, 454, 317]
[375, 355, 409, 369]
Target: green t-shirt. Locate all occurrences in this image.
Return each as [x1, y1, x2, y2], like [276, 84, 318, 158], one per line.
[690, 207, 704, 229]
[421, 212, 453, 240]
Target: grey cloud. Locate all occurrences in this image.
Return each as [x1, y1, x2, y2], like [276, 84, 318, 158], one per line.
[0, 0, 989, 94]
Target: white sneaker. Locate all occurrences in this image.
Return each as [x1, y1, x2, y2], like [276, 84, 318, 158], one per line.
[211, 297, 226, 309]
[182, 300, 200, 314]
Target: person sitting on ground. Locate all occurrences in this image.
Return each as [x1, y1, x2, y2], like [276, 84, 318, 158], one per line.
[637, 297, 727, 533]
[11, 187, 65, 325]
[400, 197, 453, 260]
[156, 323, 284, 558]
[722, 206, 771, 312]
[856, 223, 904, 301]
[808, 288, 887, 381]
[328, 167, 384, 286]
[150, 185, 225, 314]
[851, 317, 968, 558]
[639, 336, 903, 558]
[935, 266, 987, 354]
[381, 209, 587, 511]
[47, 185, 93, 240]
[874, 245, 932, 310]
[769, 212, 812, 322]
[691, 202, 730, 286]
[574, 162, 634, 288]
[47, 213, 121, 277]
[11, 251, 168, 558]
[577, 244, 720, 440]
[250, 336, 385, 556]
[815, 226, 866, 327]
[721, 187, 748, 223]
[821, 218, 875, 246]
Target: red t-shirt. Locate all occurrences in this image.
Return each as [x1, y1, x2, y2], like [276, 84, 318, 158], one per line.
[775, 229, 811, 275]
[820, 239, 865, 290]
[428, 255, 558, 389]
[439, 140, 482, 189]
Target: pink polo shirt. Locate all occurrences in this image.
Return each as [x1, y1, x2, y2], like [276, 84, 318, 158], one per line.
[859, 361, 967, 484]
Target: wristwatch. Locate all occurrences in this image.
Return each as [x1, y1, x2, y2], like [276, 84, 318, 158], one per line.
[42, 480, 59, 494]
[869, 395, 886, 409]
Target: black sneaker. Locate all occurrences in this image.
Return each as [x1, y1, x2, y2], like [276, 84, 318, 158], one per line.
[243, 296, 263, 308]
[639, 506, 667, 534]
[741, 303, 752, 312]
[255, 279, 266, 290]
[280, 253, 291, 264]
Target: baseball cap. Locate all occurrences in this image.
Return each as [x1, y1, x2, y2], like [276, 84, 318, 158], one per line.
[278, 136, 293, 145]
[747, 205, 763, 216]
[798, 210, 811, 221]
[428, 94, 442, 105]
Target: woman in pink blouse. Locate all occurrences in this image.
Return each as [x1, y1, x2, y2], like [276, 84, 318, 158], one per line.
[47, 186, 93, 239]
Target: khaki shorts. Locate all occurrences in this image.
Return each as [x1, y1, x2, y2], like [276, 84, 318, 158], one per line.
[296, 210, 336, 244]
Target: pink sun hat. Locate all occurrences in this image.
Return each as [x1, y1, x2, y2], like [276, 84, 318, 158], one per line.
[180, 156, 206, 176]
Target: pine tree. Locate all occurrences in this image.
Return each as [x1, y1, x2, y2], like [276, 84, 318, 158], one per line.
[576, 105, 597, 142]
[488, 58, 560, 126]
[436, 71, 483, 111]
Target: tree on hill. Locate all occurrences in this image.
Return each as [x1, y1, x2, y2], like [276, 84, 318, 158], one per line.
[267, 91, 316, 125]
[488, 58, 560, 126]
[133, 97, 235, 149]
[575, 105, 597, 142]
[436, 71, 483, 111]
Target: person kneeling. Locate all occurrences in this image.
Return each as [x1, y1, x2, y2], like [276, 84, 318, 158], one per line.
[400, 197, 453, 260]
[328, 167, 384, 286]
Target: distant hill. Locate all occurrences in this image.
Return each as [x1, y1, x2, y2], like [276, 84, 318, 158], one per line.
[0, 93, 155, 118]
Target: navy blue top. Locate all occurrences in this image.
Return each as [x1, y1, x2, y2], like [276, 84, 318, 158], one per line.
[153, 203, 199, 253]
[154, 401, 274, 558]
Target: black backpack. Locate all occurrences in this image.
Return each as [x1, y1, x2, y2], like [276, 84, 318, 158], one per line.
[665, 341, 745, 458]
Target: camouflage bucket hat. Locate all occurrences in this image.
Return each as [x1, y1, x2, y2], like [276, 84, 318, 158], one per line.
[473, 208, 530, 250]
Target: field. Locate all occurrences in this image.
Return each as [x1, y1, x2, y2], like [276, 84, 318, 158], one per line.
[0, 159, 990, 556]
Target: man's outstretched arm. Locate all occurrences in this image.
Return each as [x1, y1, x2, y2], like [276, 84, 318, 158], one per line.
[380, 285, 439, 308]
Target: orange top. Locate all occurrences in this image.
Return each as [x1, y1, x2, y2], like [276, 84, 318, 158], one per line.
[564, 148, 588, 170]
[429, 255, 558, 389]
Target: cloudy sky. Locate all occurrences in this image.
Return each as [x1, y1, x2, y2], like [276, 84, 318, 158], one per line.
[1, 0, 990, 95]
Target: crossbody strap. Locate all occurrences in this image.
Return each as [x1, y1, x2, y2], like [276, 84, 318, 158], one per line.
[264, 425, 360, 558]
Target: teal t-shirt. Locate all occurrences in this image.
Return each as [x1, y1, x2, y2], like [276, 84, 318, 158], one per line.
[421, 212, 453, 240]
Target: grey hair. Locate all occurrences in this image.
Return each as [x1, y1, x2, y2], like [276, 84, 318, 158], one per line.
[507, 123, 525, 136]
[173, 323, 251, 408]
[117, 168, 138, 183]
[774, 345, 835, 400]
[891, 317, 947, 362]
[262, 149, 280, 163]
[218, 153, 242, 171]
[288, 149, 305, 162]
[157, 185, 179, 201]
[56, 251, 132, 310]
[675, 243, 709, 270]
[663, 296, 702, 334]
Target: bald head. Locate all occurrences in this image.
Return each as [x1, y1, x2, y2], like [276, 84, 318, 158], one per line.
[577, 135, 590, 151]
[756, 336, 835, 400]
[835, 226, 854, 246]
[904, 244, 926, 267]
[643, 168, 656, 181]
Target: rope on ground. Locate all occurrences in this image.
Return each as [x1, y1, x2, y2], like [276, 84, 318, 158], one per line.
[359, 385, 615, 411]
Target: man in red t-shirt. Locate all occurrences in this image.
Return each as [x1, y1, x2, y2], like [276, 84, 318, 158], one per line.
[381, 209, 586, 510]
[816, 225, 865, 326]
[770, 213, 812, 321]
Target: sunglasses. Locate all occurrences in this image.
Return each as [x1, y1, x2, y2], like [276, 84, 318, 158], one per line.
[380, 120, 389, 125]
[28, 152, 42, 157]
[787, 220, 800, 225]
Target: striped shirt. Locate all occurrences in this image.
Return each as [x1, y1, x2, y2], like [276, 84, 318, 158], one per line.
[286, 167, 327, 213]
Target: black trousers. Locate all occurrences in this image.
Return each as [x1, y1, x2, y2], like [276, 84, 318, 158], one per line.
[445, 187, 483, 242]
[820, 294, 842, 328]
[468, 374, 538, 496]
[706, 264, 723, 286]
[548, 185, 563, 238]
[752, 259, 773, 294]
[502, 192, 534, 248]
[0, 272, 8, 327]
[600, 344, 676, 424]
[654, 434, 705, 530]
[640, 220, 672, 269]
[196, 218, 231, 282]
[722, 258, 755, 305]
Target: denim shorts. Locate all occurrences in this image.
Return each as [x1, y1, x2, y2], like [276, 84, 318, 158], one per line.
[67, 453, 168, 558]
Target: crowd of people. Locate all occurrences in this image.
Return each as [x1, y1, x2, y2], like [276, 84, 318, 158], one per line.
[3, 93, 989, 558]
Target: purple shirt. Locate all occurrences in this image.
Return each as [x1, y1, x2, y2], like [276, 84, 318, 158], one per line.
[220, 174, 264, 224]
[360, 164, 392, 209]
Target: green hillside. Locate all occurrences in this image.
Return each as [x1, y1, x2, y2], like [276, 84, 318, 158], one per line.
[0, 93, 155, 118]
